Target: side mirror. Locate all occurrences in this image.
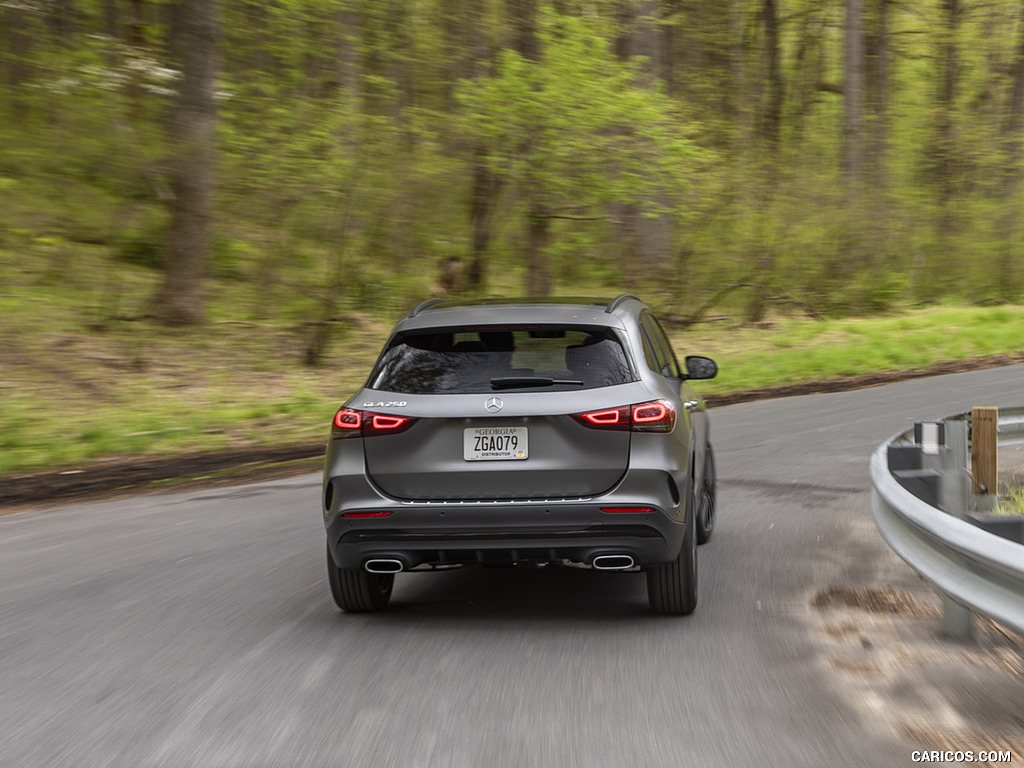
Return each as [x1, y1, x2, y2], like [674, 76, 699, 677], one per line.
[684, 355, 718, 381]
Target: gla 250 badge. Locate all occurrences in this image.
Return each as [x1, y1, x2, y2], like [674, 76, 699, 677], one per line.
[362, 401, 407, 408]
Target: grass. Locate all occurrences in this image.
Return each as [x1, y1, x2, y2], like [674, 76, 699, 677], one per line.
[3, 237, 1024, 477]
[995, 478, 1024, 516]
[687, 305, 1024, 396]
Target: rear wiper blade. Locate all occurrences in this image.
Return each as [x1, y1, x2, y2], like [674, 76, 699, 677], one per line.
[490, 377, 585, 390]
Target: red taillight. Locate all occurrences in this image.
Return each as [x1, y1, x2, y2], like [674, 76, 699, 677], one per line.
[633, 402, 667, 422]
[369, 414, 408, 430]
[581, 406, 630, 427]
[572, 400, 675, 433]
[333, 409, 362, 431]
[631, 400, 675, 432]
[331, 409, 416, 439]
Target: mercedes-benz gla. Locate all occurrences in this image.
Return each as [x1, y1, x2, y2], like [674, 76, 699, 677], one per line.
[322, 295, 718, 614]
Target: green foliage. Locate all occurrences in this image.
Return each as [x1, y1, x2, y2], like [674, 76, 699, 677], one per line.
[457, 12, 699, 218]
[117, 210, 169, 270]
[2, 0, 1024, 331]
[209, 237, 254, 280]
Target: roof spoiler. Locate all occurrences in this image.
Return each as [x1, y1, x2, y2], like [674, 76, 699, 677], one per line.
[407, 298, 446, 318]
[407, 294, 640, 318]
[605, 294, 640, 313]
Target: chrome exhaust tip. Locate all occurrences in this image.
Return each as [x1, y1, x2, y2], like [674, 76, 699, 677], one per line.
[592, 554, 635, 570]
[364, 559, 404, 574]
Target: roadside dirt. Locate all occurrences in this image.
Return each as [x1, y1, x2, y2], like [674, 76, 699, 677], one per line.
[4, 352, 1024, 511]
[808, 575, 1023, 762]
[0, 447, 325, 511]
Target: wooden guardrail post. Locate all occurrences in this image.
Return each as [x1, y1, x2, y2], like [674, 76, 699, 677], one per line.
[971, 407, 999, 498]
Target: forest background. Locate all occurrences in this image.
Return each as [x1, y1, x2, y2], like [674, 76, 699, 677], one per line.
[4, 0, 1024, 480]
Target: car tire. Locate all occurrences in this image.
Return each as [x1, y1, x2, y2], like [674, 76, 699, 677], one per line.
[647, 484, 698, 615]
[327, 542, 394, 612]
[696, 445, 716, 545]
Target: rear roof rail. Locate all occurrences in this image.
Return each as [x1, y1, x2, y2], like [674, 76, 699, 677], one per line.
[605, 294, 641, 314]
[407, 298, 446, 318]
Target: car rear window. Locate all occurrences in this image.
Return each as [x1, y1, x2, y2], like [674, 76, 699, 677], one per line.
[368, 326, 635, 394]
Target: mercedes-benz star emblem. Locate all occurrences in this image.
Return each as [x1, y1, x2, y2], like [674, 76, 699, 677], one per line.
[485, 397, 503, 413]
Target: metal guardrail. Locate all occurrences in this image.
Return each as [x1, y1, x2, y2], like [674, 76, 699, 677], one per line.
[870, 408, 1024, 638]
[997, 406, 1024, 446]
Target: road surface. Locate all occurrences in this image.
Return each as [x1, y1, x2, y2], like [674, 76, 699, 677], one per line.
[3, 365, 1023, 767]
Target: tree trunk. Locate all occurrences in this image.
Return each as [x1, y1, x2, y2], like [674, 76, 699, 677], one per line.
[762, 0, 783, 155]
[998, 0, 1024, 299]
[337, 6, 361, 103]
[936, 0, 960, 216]
[867, 0, 890, 193]
[126, 0, 149, 122]
[103, 0, 120, 70]
[151, 0, 219, 326]
[441, 0, 498, 293]
[622, 1, 664, 84]
[860, 0, 891, 276]
[613, 0, 672, 284]
[746, 0, 783, 323]
[920, 0, 960, 298]
[4, 8, 32, 118]
[47, 0, 77, 41]
[661, 0, 680, 96]
[728, 0, 748, 141]
[843, 0, 866, 191]
[526, 199, 551, 296]
[509, 0, 539, 63]
[508, 0, 548, 295]
[466, 144, 499, 293]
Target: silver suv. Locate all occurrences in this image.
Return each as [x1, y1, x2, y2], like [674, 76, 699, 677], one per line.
[322, 295, 718, 614]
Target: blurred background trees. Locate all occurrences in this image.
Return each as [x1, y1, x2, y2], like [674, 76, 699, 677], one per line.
[3, 0, 1024, 341]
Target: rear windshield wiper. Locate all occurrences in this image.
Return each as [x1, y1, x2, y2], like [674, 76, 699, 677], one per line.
[490, 377, 585, 390]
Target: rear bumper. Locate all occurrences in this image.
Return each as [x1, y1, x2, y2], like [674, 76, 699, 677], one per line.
[324, 470, 688, 570]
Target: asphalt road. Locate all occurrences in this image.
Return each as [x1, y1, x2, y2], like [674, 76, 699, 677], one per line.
[3, 365, 1023, 768]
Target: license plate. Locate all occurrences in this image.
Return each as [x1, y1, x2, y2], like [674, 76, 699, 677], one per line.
[464, 427, 528, 461]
